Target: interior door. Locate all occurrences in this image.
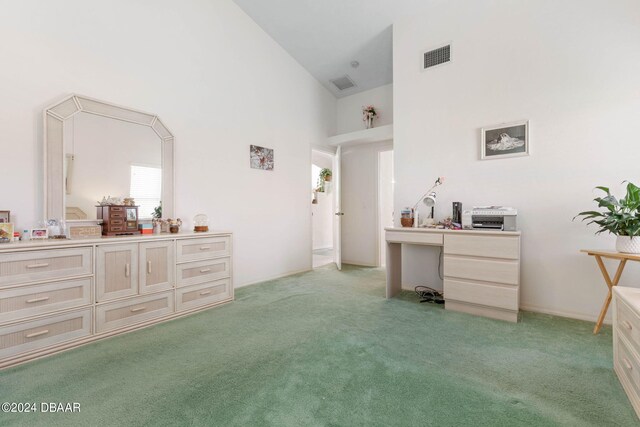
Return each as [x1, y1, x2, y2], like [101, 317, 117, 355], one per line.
[334, 146, 342, 270]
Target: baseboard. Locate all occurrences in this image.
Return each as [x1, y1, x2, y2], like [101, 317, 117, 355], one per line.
[236, 268, 312, 288]
[342, 260, 378, 268]
[519, 303, 611, 325]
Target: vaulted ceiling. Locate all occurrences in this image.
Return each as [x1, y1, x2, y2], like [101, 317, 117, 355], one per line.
[232, 0, 432, 98]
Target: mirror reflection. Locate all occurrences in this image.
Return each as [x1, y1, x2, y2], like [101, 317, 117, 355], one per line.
[63, 112, 163, 220]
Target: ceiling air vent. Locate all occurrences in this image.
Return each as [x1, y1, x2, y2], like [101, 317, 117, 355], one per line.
[330, 75, 356, 91]
[423, 44, 451, 70]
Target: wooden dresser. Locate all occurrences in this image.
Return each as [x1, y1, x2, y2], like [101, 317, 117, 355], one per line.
[0, 231, 232, 369]
[613, 287, 640, 418]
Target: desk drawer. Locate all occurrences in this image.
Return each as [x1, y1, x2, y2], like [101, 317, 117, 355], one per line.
[444, 234, 519, 260]
[96, 291, 173, 333]
[176, 279, 232, 312]
[617, 298, 640, 357]
[177, 237, 230, 262]
[0, 248, 92, 287]
[177, 258, 230, 287]
[444, 255, 519, 285]
[0, 278, 92, 324]
[444, 278, 518, 311]
[0, 309, 91, 359]
[386, 231, 443, 245]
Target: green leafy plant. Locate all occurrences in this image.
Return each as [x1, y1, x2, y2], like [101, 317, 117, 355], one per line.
[319, 168, 332, 181]
[574, 182, 640, 237]
[152, 202, 162, 219]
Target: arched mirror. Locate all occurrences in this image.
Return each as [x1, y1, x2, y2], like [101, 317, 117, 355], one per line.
[44, 95, 174, 222]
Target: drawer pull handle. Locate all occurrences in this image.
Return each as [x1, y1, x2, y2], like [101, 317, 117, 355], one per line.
[147, 261, 152, 274]
[623, 357, 633, 371]
[26, 296, 50, 303]
[200, 268, 212, 273]
[199, 246, 211, 251]
[199, 290, 212, 296]
[622, 320, 633, 331]
[25, 329, 49, 338]
[125, 263, 130, 278]
[26, 263, 50, 269]
[130, 306, 146, 313]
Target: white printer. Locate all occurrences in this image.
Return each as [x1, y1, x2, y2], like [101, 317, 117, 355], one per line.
[461, 206, 517, 231]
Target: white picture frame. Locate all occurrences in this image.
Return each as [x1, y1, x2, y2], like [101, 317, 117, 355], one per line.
[30, 228, 49, 240]
[481, 120, 529, 160]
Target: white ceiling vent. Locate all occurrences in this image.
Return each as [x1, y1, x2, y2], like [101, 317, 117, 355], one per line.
[423, 44, 451, 70]
[330, 75, 356, 91]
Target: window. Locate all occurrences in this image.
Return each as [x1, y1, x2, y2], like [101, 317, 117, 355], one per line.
[130, 164, 162, 219]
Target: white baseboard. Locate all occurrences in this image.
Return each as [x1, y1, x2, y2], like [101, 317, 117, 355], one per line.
[519, 304, 611, 325]
[236, 268, 312, 288]
[342, 260, 378, 268]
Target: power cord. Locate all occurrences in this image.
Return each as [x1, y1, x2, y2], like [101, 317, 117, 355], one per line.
[438, 247, 443, 280]
[414, 286, 444, 304]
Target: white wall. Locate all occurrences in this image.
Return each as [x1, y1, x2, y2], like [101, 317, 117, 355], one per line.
[336, 84, 393, 134]
[0, 0, 337, 287]
[341, 141, 392, 266]
[393, 0, 640, 320]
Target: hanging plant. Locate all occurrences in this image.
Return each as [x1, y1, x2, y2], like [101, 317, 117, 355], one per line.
[320, 168, 332, 182]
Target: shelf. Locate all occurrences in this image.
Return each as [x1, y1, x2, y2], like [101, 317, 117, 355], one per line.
[327, 124, 393, 147]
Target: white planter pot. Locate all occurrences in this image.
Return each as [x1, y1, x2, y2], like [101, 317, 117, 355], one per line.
[616, 236, 640, 253]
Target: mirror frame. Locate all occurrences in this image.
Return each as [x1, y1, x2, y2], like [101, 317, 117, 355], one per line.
[44, 94, 174, 221]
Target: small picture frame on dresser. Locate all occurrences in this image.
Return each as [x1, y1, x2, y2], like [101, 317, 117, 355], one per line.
[30, 228, 49, 240]
[0, 210, 10, 223]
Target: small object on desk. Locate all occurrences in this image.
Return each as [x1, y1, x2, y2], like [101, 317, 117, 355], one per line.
[0, 210, 10, 223]
[68, 225, 102, 239]
[97, 205, 140, 236]
[138, 223, 153, 235]
[400, 207, 414, 228]
[452, 202, 462, 224]
[168, 218, 182, 234]
[30, 228, 48, 240]
[468, 206, 517, 231]
[580, 249, 640, 334]
[0, 223, 14, 243]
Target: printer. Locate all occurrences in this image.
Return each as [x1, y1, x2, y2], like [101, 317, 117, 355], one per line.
[461, 206, 517, 231]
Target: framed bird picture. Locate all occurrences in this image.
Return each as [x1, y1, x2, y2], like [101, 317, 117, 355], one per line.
[481, 120, 529, 160]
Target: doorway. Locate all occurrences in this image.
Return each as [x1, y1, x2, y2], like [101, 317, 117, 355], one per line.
[312, 150, 335, 268]
[378, 150, 394, 266]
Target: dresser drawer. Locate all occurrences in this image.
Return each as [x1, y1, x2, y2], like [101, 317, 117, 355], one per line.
[0, 278, 92, 324]
[177, 236, 230, 262]
[616, 335, 640, 400]
[0, 309, 91, 359]
[177, 258, 230, 287]
[444, 278, 518, 311]
[386, 231, 443, 245]
[617, 298, 640, 357]
[444, 255, 519, 285]
[176, 279, 232, 312]
[95, 291, 173, 333]
[444, 234, 519, 260]
[0, 248, 93, 287]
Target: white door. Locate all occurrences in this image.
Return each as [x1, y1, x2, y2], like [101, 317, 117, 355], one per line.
[334, 146, 342, 270]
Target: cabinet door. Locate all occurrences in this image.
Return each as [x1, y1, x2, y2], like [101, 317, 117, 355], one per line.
[96, 244, 138, 302]
[139, 241, 174, 294]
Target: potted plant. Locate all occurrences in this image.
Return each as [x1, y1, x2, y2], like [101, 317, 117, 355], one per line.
[362, 105, 377, 129]
[320, 168, 332, 182]
[574, 182, 640, 253]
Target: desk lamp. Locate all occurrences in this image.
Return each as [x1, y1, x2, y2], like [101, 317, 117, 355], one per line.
[411, 177, 444, 227]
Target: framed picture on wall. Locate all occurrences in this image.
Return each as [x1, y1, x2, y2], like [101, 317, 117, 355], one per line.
[250, 145, 274, 171]
[481, 120, 529, 160]
[0, 210, 10, 223]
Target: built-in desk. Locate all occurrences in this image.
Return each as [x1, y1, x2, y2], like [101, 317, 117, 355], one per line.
[386, 227, 521, 322]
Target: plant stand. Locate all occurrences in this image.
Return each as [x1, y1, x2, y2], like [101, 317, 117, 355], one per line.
[580, 249, 640, 334]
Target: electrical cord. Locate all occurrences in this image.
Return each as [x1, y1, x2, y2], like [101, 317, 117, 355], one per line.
[414, 286, 444, 304]
[438, 247, 443, 280]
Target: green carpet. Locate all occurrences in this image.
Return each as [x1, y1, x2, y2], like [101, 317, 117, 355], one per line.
[0, 265, 637, 426]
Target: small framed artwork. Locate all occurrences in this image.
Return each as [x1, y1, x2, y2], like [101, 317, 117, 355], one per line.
[0, 223, 13, 242]
[250, 145, 274, 171]
[481, 120, 529, 160]
[30, 228, 49, 240]
[0, 210, 9, 223]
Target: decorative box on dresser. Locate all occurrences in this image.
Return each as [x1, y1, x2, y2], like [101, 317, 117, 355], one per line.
[613, 287, 640, 419]
[0, 231, 233, 369]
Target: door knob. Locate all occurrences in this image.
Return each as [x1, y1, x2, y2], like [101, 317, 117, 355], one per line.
[335, 212, 344, 216]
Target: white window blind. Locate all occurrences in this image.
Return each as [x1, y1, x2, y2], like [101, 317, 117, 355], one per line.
[130, 164, 162, 219]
